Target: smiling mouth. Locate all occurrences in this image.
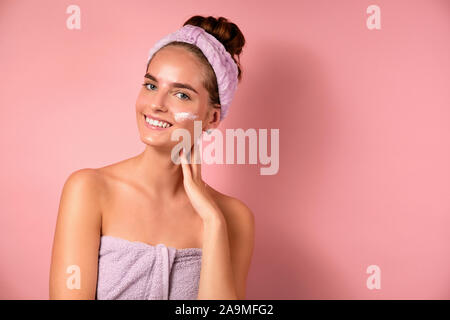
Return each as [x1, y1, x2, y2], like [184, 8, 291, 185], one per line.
[144, 115, 173, 128]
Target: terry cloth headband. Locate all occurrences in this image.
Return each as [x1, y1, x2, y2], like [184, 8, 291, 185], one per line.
[147, 24, 239, 121]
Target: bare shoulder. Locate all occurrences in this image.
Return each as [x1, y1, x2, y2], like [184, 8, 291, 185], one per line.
[56, 167, 104, 236]
[67, 157, 131, 197]
[63, 168, 104, 199]
[50, 168, 104, 299]
[65, 168, 103, 185]
[206, 186, 255, 299]
[59, 168, 105, 221]
[207, 186, 255, 232]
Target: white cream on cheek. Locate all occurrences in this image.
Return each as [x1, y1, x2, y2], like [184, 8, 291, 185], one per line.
[173, 112, 199, 123]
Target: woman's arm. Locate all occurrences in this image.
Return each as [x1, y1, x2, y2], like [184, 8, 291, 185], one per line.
[197, 212, 237, 299]
[197, 201, 255, 300]
[221, 199, 255, 300]
[178, 147, 255, 299]
[49, 169, 102, 299]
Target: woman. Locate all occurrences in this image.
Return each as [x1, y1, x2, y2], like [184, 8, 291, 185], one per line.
[49, 15, 255, 300]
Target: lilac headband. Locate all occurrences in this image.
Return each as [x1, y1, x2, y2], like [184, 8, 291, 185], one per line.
[146, 24, 239, 121]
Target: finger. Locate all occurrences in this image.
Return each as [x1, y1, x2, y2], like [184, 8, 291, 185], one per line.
[189, 143, 194, 164]
[180, 147, 192, 181]
[189, 143, 197, 179]
[192, 139, 202, 180]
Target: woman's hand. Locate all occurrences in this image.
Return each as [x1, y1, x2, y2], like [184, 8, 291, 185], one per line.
[179, 142, 224, 223]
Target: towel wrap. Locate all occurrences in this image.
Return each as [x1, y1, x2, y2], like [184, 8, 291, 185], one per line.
[96, 235, 202, 300]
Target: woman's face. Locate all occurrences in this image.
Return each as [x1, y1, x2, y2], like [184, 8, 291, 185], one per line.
[136, 45, 219, 151]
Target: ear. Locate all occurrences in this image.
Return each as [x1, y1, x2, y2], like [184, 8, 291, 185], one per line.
[205, 104, 221, 131]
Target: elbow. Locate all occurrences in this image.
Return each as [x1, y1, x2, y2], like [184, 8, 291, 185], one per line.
[196, 290, 239, 300]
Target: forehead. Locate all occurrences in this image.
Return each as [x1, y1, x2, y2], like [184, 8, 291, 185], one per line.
[147, 45, 205, 87]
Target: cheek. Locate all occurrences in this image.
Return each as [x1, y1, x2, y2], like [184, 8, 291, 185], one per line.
[170, 100, 208, 124]
[173, 111, 199, 124]
[135, 92, 146, 111]
[135, 92, 164, 115]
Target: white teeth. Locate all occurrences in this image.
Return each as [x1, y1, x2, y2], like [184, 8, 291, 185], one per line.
[145, 116, 171, 128]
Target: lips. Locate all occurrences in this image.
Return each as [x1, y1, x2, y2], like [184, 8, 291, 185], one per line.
[143, 114, 173, 130]
[144, 114, 173, 126]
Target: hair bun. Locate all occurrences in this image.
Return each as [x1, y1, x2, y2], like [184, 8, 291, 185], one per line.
[183, 15, 245, 80]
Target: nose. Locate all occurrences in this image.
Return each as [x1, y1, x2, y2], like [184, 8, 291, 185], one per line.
[150, 103, 168, 112]
[149, 89, 169, 112]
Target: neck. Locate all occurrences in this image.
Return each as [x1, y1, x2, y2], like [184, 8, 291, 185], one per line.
[132, 145, 185, 199]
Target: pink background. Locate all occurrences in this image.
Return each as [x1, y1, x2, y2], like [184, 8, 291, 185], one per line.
[1, 0, 449, 299]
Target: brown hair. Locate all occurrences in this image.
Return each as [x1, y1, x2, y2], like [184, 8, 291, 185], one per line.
[146, 15, 246, 113]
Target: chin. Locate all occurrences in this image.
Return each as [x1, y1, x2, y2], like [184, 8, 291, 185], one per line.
[139, 132, 175, 150]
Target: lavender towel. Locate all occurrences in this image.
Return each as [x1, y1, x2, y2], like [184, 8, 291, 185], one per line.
[96, 235, 202, 300]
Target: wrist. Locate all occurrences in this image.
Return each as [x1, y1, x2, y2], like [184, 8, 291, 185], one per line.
[202, 211, 226, 227]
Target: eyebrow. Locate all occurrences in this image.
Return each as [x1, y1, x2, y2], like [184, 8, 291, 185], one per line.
[144, 73, 198, 95]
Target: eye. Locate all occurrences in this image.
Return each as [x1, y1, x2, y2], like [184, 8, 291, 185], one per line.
[142, 82, 156, 91]
[141, 82, 190, 101]
[176, 92, 191, 101]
